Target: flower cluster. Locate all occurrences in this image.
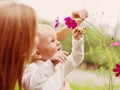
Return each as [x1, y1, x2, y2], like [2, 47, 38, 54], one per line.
[54, 16, 77, 29]
[111, 42, 120, 77]
[113, 64, 120, 77]
[64, 17, 77, 29]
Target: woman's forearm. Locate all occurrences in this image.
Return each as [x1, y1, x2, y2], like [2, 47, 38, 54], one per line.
[56, 26, 71, 42]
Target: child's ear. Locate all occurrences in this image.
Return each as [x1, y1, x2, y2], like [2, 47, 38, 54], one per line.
[36, 49, 42, 58]
[35, 49, 41, 57]
[31, 49, 42, 62]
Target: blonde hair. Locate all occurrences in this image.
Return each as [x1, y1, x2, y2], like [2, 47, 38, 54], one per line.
[0, 2, 37, 90]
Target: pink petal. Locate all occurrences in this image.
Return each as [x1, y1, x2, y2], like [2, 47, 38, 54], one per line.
[72, 25, 77, 29]
[65, 21, 72, 28]
[67, 24, 72, 28]
[64, 16, 77, 29]
[55, 23, 59, 28]
[116, 64, 120, 69]
[54, 18, 59, 28]
[65, 21, 69, 25]
[116, 42, 120, 46]
[115, 72, 120, 77]
[71, 20, 77, 29]
[64, 17, 71, 21]
[113, 68, 120, 72]
[110, 42, 120, 47]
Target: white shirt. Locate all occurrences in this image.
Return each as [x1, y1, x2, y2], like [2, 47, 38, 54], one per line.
[22, 38, 84, 90]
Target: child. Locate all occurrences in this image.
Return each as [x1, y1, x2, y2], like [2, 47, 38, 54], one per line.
[22, 24, 85, 90]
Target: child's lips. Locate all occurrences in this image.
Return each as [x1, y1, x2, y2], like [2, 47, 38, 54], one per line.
[57, 47, 61, 51]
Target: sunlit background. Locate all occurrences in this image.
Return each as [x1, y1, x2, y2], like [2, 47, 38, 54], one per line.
[13, 0, 120, 39]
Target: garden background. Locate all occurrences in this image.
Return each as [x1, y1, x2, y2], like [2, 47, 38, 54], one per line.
[1, 0, 120, 90]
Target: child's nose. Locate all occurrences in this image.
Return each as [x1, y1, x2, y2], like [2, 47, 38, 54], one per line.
[56, 41, 60, 46]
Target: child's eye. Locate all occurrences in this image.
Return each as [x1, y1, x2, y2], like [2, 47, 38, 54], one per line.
[51, 40, 55, 42]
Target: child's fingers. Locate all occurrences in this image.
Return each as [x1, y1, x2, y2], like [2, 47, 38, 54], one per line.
[78, 27, 85, 31]
[56, 51, 69, 63]
[73, 27, 85, 34]
[77, 29, 85, 34]
[73, 27, 85, 40]
[58, 54, 67, 62]
[76, 32, 83, 39]
[60, 51, 69, 62]
[72, 28, 78, 34]
[58, 56, 66, 63]
[54, 56, 64, 63]
[62, 51, 69, 56]
[61, 53, 68, 61]
[74, 31, 80, 36]
[58, 58, 65, 63]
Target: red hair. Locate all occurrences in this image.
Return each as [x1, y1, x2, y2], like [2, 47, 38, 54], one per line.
[0, 3, 37, 90]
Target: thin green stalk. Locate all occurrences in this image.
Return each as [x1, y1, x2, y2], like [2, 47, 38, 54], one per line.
[108, 48, 113, 90]
[84, 21, 114, 90]
[85, 34, 98, 69]
[103, 39, 113, 90]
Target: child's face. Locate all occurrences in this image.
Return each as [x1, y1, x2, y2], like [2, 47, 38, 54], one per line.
[36, 25, 62, 61]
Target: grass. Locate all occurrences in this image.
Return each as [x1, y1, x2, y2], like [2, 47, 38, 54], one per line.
[70, 83, 102, 90]
[15, 82, 102, 90]
[14, 82, 24, 90]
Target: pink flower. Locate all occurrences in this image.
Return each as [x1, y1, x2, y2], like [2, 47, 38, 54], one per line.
[64, 17, 77, 29]
[54, 17, 59, 28]
[110, 42, 120, 47]
[113, 64, 120, 77]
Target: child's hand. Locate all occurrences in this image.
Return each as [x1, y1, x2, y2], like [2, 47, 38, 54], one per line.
[71, 9, 88, 25]
[72, 27, 84, 40]
[50, 51, 69, 66]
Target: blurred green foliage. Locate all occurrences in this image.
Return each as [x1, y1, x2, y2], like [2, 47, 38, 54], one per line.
[40, 20, 120, 69]
[84, 28, 120, 68]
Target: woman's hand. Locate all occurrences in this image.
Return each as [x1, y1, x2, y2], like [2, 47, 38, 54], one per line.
[71, 9, 88, 25]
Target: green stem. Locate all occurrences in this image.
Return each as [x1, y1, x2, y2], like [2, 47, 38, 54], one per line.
[85, 25, 113, 90]
[104, 39, 113, 90]
[85, 34, 98, 69]
[108, 48, 113, 90]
